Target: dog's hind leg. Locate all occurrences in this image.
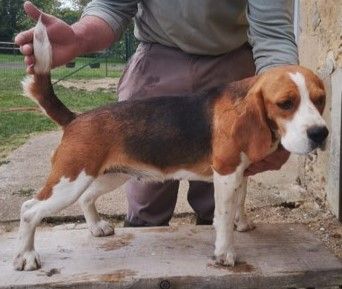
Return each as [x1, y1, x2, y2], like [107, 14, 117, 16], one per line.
[234, 177, 255, 232]
[78, 173, 128, 237]
[13, 170, 94, 271]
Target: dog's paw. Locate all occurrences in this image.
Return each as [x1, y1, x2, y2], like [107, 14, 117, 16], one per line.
[13, 250, 41, 271]
[235, 217, 256, 232]
[89, 220, 114, 237]
[214, 245, 236, 267]
[215, 249, 237, 267]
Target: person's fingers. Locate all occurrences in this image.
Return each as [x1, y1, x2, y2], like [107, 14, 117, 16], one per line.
[26, 64, 34, 74]
[24, 1, 54, 25]
[244, 161, 264, 176]
[263, 148, 290, 167]
[244, 146, 291, 177]
[244, 170, 254, 177]
[244, 152, 291, 176]
[14, 28, 34, 46]
[20, 44, 33, 56]
[24, 55, 34, 66]
[23, 1, 42, 21]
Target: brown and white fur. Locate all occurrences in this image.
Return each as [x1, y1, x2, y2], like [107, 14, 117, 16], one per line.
[14, 20, 328, 271]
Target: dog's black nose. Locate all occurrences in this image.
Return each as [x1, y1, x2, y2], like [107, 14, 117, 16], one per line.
[307, 126, 329, 145]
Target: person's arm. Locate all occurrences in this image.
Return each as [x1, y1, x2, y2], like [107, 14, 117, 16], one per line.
[247, 0, 299, 74]
[81, 0, 138, 44]
[244, 0, 298, 176]
[15, 1, 138, 73]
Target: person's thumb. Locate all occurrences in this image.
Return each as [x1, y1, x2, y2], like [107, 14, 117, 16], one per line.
[23, 1, 53, 24]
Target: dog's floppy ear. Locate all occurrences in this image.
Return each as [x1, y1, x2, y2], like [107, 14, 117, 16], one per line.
[232, 86, 273, 162]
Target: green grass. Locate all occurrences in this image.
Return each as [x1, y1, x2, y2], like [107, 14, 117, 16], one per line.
[0, 53, 24, 61]
[0, 64, 121, 160]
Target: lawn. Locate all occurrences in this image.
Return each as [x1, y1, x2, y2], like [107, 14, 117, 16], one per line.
[0, 55, 123, 160]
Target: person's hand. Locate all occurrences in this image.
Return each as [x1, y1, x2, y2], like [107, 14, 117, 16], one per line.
[15, 1, 80, 74]
[244, 145, 290, 176]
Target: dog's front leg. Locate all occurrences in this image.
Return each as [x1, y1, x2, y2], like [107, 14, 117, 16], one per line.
[213, 156, 249, 266]
[234, 177, 255, 232]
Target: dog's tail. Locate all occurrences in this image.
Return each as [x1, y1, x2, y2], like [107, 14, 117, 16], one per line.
[22, 18, 76, 127]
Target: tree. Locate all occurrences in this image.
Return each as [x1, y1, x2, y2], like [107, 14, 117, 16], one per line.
[0, 0, 25, 41]
[0, 0, 68, 41]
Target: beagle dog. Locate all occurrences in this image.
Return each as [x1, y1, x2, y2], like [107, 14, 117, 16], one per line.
[14, 20, 328, 271]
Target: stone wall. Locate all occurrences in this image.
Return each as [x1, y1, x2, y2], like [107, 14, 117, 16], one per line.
[297, 0, 341, 213]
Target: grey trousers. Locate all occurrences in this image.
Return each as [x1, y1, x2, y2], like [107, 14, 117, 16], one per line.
[117, 42, 255, 226]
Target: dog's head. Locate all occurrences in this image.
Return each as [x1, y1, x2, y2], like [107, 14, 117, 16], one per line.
[248, 65, 328, 155]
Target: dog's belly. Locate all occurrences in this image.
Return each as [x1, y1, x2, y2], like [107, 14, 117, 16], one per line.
[104, 166, 213, 183]
[131, 169, 213, 183]
[163, 170, 213, 182]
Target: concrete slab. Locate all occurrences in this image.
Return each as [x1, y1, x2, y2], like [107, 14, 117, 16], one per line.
[0, 224, 341, 289]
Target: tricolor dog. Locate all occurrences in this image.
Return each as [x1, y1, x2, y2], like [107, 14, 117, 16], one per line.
[14, 20, 328, 271]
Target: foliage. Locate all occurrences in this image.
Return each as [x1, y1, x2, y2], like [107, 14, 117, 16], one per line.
[0, 0, 92, 41]
[0, 0, 25, 41]
[0, 0, 58, 41]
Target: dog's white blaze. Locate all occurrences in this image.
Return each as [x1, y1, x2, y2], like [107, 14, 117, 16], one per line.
[281, 72, 326, 154]
[33, 17, 52, 74]
[213, 153, 250, 266]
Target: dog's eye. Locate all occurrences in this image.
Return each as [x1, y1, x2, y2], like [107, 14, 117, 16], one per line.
[277, 99, 294, 110]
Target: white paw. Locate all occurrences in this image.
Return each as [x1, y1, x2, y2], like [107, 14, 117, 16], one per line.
[215, 249, 237, 267]
[13, 250, 41, 271]
[89, 220, 114, 237]
[235, 218, 256, 232]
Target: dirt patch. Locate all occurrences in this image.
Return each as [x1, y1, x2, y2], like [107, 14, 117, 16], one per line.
[99, 269, 137, 282]
[55, 78, 120, 92]
[247, 200, 342, 258]
[45, 268, 61, 277]
[143, 226, 179, 233]
[0, 107, 41, 113]
[208, 261, 255, 273]
[36, 267, 61, 277]
[99, 233, 134, 251]
[168, 200, 342, 259]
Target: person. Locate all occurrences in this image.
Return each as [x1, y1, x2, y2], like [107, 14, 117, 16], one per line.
[16, 0, 297, 227]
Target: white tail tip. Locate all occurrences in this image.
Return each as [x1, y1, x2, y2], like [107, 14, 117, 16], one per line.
[33, 17, 52, 74]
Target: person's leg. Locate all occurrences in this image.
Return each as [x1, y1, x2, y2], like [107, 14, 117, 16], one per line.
[125, 181, 179, 226]
[118, 43, 193, 226]
[187, 182, 214, 224]
[188, 43, 256, 224]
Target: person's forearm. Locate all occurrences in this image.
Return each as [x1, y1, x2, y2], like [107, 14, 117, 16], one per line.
[247, 0, 299, 74]
[72, 16, 116, 55]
